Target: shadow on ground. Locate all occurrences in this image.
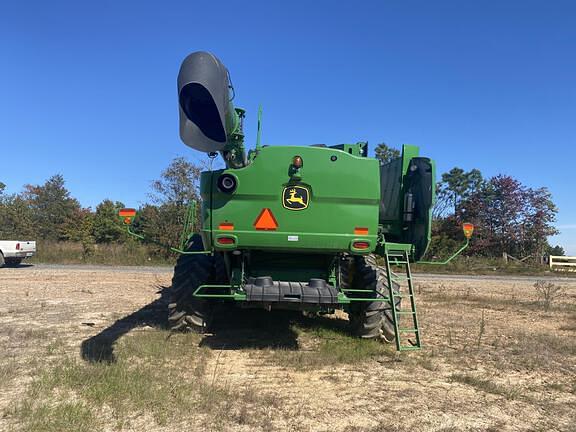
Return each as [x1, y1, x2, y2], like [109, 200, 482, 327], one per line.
[81, 285, 170, 363]
[199, 308, 302, 350]
[81, 286, 352, 363]
[1, 263, 34, 269]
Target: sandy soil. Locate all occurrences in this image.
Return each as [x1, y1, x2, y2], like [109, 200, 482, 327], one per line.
[0, 266, 574, 432]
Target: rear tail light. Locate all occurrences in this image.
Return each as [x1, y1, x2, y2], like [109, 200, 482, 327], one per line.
[352, 241, 370, 250]
[354, 227, 369, 235]
[217, 237, 235, 245]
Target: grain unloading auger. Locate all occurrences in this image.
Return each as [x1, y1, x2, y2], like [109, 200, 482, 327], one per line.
[120, 51, 473, 351]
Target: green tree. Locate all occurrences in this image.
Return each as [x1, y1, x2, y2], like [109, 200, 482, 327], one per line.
[547, 245, 565, 256]
[141, 157, 203, 257]
[435, 167, 483, 218]
[23, 174, 81, 240]
[0, 194, 36, 239]
[64, 208, 96, 258]
[149, 157, 201, 206]
[92, 199, 126, 243]
[374, 143, 401, 165]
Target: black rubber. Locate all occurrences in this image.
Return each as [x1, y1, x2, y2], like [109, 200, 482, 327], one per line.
[4, 258, 22, 267]
[345, 254, 400, 342]
[168, 234, 227, 332]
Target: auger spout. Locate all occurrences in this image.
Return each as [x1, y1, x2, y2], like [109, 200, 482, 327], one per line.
[177, 51, 246, 167]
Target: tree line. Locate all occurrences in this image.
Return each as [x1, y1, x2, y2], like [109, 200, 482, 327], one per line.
[0, 147, 564, 261]
[0, 157, 201, 259]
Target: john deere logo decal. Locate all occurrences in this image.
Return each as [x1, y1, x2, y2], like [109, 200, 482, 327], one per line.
[282, 186, 309, 210]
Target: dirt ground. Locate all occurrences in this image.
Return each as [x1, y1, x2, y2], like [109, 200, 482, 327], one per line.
[0, 265, 574, 432]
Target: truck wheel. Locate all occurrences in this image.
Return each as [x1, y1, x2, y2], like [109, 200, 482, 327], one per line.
[0, 253, 4, 268]
[5, 258, 22, 267]
[346, 254, 400, 342]
[168, 234, 227, 332]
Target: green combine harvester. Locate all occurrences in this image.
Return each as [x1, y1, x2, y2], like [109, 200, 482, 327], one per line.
[120, 51, 473, 351]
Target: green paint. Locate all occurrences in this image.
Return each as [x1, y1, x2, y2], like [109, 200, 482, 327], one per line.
[120, 50, 465, 351]
[202, 144, 380, 253]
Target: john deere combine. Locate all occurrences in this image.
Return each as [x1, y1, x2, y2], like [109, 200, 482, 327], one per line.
[121, 51, 472, 351]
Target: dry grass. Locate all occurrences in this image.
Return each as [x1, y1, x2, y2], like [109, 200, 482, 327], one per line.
[27, 240, 173, 266]
[450, 373, 522, 400]
[6, 331, 282, 432]
[0, 268, 575, 431]
[268, 316, 394, 369]
[534, 280, 566, 310]
[411, 255, 576, 277]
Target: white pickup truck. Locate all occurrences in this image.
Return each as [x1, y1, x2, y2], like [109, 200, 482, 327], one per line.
[0, 241, 36, 267]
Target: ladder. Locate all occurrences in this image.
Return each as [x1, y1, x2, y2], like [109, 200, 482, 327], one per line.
[383, 249, 421, 351]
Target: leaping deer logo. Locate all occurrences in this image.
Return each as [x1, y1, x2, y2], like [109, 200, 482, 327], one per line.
[283, 186, 309, 210]
[286, 189, 305, 206]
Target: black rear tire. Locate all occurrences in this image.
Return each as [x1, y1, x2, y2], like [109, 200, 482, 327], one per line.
[168, 234, 227, 332]
[346, 254, 400, 342]
[5, 258, 23, 267]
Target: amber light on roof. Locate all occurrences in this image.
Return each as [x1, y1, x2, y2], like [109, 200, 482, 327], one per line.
[292, 155, 303, 168]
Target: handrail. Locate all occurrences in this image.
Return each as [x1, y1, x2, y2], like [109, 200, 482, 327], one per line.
[126, 226, 212, 255]
[417, 239, 470, 265]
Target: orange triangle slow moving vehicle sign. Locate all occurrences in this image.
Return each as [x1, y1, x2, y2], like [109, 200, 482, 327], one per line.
[254, 208, 278, 231]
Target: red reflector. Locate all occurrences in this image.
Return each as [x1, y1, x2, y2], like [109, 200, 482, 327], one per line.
[254, 208, 278, 231]
[217, 237, 235, 245]
[354, 227, 369, 235]
[119, 208, 136, 217]
[219, 223, 234, 231]
[353, 241, 370, 250]
[16, 243, 20, 250]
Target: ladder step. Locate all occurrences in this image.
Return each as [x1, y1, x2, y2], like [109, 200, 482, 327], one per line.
[399, 346, 421, 351]
[391, 276, 411, 281]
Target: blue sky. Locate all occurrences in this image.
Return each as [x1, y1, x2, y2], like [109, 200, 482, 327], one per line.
[1, 1, 575, 253]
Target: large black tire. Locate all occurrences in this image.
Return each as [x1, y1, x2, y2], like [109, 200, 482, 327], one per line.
[168, 234, 227, 332]
[5, 258, 22, 267]
[345, 254, 400, 342]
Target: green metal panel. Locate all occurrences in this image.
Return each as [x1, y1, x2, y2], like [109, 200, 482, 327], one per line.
[200, 145, 380, 253]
